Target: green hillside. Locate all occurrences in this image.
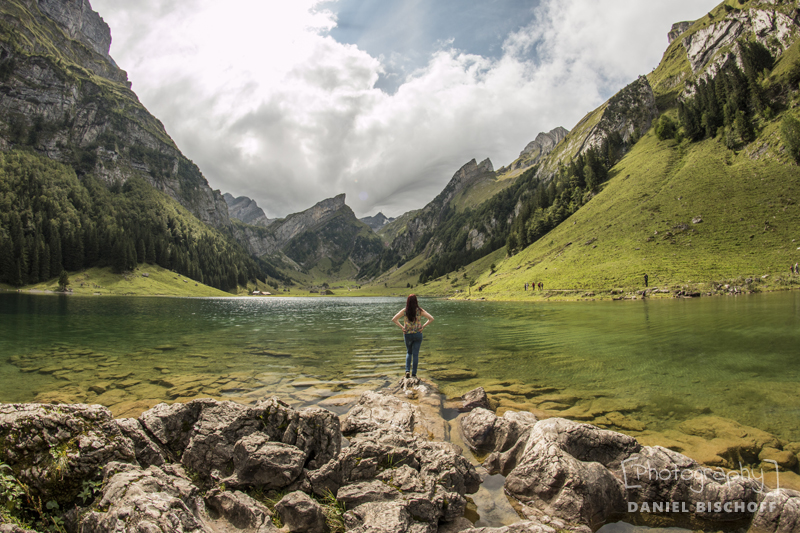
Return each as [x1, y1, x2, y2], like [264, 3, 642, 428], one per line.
[364, 0, 800, 300]
[456, 124, 800, 299]
[0, 150, 262, 293]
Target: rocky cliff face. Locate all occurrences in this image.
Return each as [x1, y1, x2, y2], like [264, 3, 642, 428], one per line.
[534, 76, 657, 181]
[578, 76, 658, 153]
[389, 158, 495, 257]
[224, 193, 273, 227]
[682, 7, 797, 75]
[235, 194, 383, 275]
[667, 21, 694, 44]
[0, 0, 231, 229]
[36, 0, 113, 63]
[511, 126, 569, 171]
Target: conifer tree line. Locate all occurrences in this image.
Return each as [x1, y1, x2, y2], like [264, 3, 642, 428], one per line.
[666, 41, 776, 148]
[0, 151, 263, 290]
[403, 131, 627, 284]
[503, 131, 626, 257]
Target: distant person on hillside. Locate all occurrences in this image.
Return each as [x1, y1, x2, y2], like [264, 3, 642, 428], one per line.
[392, 294, 434, 379]
[644, 273, 649, 287]
[538, 282, 543, 290]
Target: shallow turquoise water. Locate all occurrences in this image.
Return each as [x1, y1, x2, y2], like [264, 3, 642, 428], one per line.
[0, 291, 799, 444]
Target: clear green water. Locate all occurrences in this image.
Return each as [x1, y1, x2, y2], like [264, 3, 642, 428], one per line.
[1, 292, 799, 446]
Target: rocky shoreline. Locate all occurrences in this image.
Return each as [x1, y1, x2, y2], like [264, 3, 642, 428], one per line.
[0, 379, 798, 533]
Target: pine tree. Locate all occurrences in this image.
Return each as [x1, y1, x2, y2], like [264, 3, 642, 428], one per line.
[781, 114, 800, 163]
[49, 227, 63, 276]
[145, 239, 156, 264]
[0, 236, 13, 283]
[41, 243, 50, 281]
[29, 239, 39, 282]
[137, 239, 146, 264]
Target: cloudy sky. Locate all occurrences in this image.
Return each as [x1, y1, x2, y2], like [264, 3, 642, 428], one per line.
[91, 0, 718, 219]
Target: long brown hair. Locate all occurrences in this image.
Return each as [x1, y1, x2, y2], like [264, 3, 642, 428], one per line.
[406, 294, 419, 322]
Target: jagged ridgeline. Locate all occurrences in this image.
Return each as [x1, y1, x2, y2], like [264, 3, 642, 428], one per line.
[231, 194, 384, 282]
[369, 0, 800, 292]
[0, 0, 263, 289]
[0, 151, 261, 290]
[363, 74, 655, 284]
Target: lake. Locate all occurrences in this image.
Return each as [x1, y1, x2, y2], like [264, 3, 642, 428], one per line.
[1, 291, 799, 528]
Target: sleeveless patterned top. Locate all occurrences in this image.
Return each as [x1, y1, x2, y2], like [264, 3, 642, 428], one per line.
[404, 309, 424, 333]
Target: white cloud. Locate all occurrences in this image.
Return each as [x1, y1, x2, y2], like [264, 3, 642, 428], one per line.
[92, 0, 718, 219]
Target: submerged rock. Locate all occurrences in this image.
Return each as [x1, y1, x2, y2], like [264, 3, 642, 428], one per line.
[461, 387, 490, 411]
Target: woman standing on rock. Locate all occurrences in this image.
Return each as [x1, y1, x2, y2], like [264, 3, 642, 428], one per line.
[392, 294, 434, 379]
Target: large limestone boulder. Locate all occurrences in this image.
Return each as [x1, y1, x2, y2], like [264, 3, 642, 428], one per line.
[310, 391, 481, 530]
[0, 403, 136, 505]
[221, 433, 306, 490]
[504, 417, 770, 530]
[204, 488, 279, 532]
[749, 489, 800, 533]
[343, 500, 436, 533]
[137, 397, 341, 485]
[79, 462, 207, 533]
[341, 390, 421, 435]
[275, 491, 327, 533]
[460, 408, 538, 474]
[505, 418, 635, 529]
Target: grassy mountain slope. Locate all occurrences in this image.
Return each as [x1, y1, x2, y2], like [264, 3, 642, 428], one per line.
[453, 123, 800, 299]
[0, 150, 262, 293]
[0, 0, 231, 226]
[365, 0, 800, 299]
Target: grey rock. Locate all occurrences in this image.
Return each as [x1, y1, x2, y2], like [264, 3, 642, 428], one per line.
[461, 387, 490, 411]
[138, 398, 340, 485]
[504, 417, 769, 530]
[341, 390, 421, 435]
[517, 127, 569, 168]
[115, 417, 167, 467]
[80, 461, 207, 533]
[275, 491, 327, 533]
[580, 76, 658, 153]
[308, 391, 480, 529]
[0, 403, 135, 505]
[461, 518, 590, 533]
[683, 9, 796, 75]
[205, 488, 278, 532]
[221, 433, 306, 490]
[623, 445, 762, 522]
[668, 21, 694, 44]
[750, 489, 800, 533]
[336, 479, 400, 508]
[343, 500, 435, 533]
[505, 418, 640, 529]
[36, 0, 112, 60]
[461, 408, 537, 474]
[223, 193, 274, 227]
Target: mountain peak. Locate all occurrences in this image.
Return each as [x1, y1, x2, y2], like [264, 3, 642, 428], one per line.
[360, 212, 396, 232]
[519, 127, 569, 160]
[223, 193, 273, 227]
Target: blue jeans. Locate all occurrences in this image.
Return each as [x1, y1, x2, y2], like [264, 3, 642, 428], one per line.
[404, 332, 423, 375]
